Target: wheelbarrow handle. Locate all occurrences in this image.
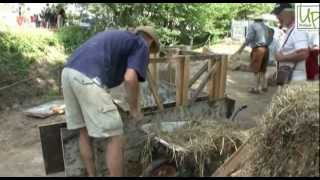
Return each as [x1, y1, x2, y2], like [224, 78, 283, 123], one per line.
[231, 105, 248, 121]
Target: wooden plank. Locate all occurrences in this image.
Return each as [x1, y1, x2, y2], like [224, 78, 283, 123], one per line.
[182, 56, 190, 105]
[207, 59, 215, 101]
[214, 59, 222, 100]
[150, 63, 157, 86]
[39, 121, 67, 174]
[179, 50, 202, 56]
[175, 59, 184, 106]
[190, 62, 218, 102]
[188, 62, 208, 88]
[146, 68, 164, 111]
[149, 53, 158, 87]
[149, 54, 224, 63]
[212, 136, 254, 177]
[203, 48, 217, 102]
[218, 55, 228, 98]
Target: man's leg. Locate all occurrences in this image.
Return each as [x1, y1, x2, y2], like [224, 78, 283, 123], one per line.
[262, 72, 268, 91]
[79, 127, 96, 177]
[258, 72, 263, 91]
[62, 68, 93, 176]
[252, 72, 261, 93]
[106, 135, 124, 176]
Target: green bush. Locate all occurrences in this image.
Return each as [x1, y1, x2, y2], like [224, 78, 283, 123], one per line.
[55, 25, 96, 54]
[0, 26, 64, 82]
[156, 27, 180, 47]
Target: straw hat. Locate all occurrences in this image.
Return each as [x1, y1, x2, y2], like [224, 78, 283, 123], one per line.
[247, 13, 264, 20]
[135, 26, 160, 53]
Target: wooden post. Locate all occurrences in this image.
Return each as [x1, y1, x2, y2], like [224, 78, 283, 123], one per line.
[207, 58, 215, 101]
[148, 62, 157, 87]
[213, 58, 222, 100]
[218, 55, 228, 98]
[175, 59, 184, 107]
[182, 56, 190, 105]
[146, 68, 164, 111]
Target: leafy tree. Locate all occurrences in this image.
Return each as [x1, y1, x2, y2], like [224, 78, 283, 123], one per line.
[62, 3, 275, 48]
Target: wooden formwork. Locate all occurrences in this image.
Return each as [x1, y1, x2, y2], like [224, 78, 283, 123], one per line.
[147, 48, 229, 108]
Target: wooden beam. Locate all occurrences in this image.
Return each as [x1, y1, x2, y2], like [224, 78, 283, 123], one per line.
[182, 56, 190, 105]
[179, 50, 202, 56]
[146, 68, 164, 111]
[212, 136, 254, 177]
[188, 62, 208, 88]
[175, 60, 184, 107]
[207, 59, 214, 101]
[148, 62, 157, 87]
[218, 55, 228, 98]
[202, 48, 218, 102]
[213, 59, 222, 100]
[149, 54, 224, 63]
[190, 62, 218, 102]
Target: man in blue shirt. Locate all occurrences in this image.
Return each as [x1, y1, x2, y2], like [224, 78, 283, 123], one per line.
[61, 26, 160, 176]
[235, 14, 271, 94]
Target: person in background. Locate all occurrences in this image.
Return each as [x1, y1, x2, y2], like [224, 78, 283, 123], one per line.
[57, 7, 66, 28]
[305, 32, 319, 80]
[44, 3, 51, 29]
[234, 14, 271, 94]
[272, 3, 309, 82]
[16, 6, 24, 26]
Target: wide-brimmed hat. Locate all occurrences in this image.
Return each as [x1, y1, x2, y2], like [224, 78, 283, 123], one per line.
[271, 3, 294, 15]
[135, 26, 160, 53]
[247, 13, 264, 20]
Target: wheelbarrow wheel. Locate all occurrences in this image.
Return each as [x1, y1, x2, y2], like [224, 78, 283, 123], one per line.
[140, 159, 177, 177]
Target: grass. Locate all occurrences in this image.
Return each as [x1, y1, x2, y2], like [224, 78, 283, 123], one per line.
[0, 22, 67, 108]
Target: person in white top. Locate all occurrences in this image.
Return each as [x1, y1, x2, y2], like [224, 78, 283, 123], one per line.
[267, 24, 287, 67]
[272, 3, 309, 81]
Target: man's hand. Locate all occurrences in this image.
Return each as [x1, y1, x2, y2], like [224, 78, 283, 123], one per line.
[275, 51, 284, 62]
[130, 111, 144, 122]
[129, 110, 144, 127]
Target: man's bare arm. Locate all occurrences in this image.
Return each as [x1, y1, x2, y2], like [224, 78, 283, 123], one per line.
[235, 43, 247, 54]
[276, 48, 309, 62]
[124, 68, 140, 115]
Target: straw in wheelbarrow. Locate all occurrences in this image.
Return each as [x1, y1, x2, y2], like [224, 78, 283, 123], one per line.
[141, 119, 251, 176]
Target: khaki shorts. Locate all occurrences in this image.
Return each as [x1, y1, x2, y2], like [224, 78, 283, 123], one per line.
[61, 68, 123, 138]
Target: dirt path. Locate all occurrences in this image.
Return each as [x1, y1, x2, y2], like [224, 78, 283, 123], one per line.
[0, 109, 65, 176]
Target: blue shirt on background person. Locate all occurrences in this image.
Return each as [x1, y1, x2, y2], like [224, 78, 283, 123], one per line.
[65, 30, 149, 88]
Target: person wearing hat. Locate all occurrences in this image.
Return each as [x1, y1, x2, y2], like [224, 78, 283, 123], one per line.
[234, 13, 272, 94]
[61, 26, 160, 176]
[271, 3, 309, 82]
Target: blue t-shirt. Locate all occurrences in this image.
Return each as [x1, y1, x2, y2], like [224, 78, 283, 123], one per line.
[65, 30, 149, 88]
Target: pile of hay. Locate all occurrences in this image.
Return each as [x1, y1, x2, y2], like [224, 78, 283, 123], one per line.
[141, 120, 251, 176]
[249, 82, 319, 176]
